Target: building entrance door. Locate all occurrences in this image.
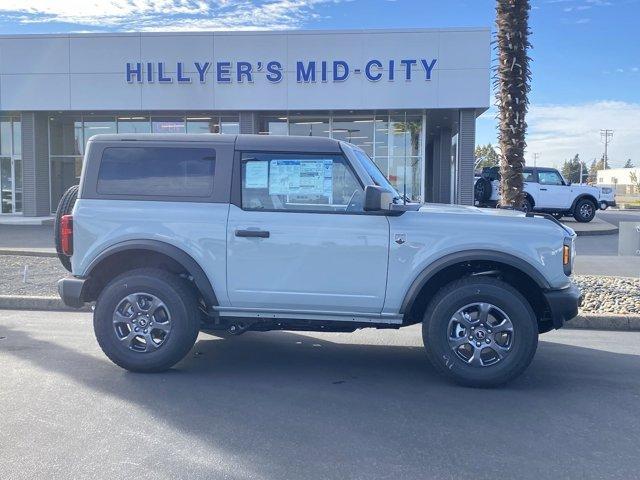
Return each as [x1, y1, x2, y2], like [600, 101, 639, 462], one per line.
[0, 157, 21, 214]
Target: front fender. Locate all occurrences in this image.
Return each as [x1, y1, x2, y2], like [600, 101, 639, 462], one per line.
[398, 249, 551, 314]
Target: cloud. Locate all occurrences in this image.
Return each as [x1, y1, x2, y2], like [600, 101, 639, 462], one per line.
[0, 0, 348, 31]
[478, 101, 640, 168]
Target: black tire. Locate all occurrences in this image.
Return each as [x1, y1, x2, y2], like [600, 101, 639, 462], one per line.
[551, 212, 564, 220]
[573, 198, 596, 223]
[520, 197, 533, 213]
[94, 268, 200, 373]
[54, 185, 79, 272]
[474, 177, 492, 203]
[422, 277, 538, 388]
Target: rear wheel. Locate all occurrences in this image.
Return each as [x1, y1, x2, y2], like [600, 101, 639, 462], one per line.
[423, 277, 538, 388]
[551, 212, 564, 220]
[573, 198, 596, 222]
[94, 268, 200, 372]
[54, 185, 79, 272]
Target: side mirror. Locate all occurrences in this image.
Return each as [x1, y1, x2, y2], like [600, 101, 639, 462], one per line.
[566, 181, 572, 186]
[363, 185, 395, 212]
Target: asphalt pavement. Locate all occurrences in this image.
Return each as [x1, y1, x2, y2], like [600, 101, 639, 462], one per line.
[1, 310, 639, 480]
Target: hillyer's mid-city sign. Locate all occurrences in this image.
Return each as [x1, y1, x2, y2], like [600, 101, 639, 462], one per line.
[125, 58, 438, 84]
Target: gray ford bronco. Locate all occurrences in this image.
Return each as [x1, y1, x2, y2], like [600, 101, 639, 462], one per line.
[57, 134, 582, 387]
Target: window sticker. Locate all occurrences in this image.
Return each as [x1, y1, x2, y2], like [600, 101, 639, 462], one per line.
[245, 161, 269, 188]
[269, 159, 333, 196]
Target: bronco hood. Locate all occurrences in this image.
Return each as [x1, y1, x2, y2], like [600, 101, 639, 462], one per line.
[418, 203, 526, 218]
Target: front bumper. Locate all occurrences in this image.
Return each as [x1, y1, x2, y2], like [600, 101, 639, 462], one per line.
[58, 277, 87, 308]
[543, 283, 583, 329]
[599, 200, 616, 209]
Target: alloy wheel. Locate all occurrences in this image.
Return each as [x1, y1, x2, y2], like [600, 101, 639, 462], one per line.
[112, 292, 172, 353]
[580, 202, 594, 219]
[447, 302, 515, 367]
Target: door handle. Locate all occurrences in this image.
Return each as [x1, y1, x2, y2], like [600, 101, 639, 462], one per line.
[540, 188, 547, 191]
[235, 229, 270, 238]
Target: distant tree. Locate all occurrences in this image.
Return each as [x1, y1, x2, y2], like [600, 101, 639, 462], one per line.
[588, 155, 610, 183]
[587, 159, 598, 183]
[624, 158, 634, 168]
[561, 154, 588, 184]
[630, 171, 640, 192]
[474, 143, 500, 170]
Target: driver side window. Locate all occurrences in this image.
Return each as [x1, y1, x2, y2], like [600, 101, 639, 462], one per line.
[538, 171, 563, 186]
[240, 152, 364, 213]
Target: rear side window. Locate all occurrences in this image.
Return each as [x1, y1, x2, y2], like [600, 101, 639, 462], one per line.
[97, 147, 215, 197]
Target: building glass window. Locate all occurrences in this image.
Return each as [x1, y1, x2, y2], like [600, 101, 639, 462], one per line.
[0, 117, 22, 214]
[186, 116, 217, 133]
[152, 116, 186, 134]
[50, 157, 82, 212]
[84, 117, 116, 146]
[1, 119, 12, 157]
[117, 116, 151, 133]
[219, 116, 240, 134]
[257, 113, 288, 135]
[12, 120, 21, 157]
[49, 115, 83, 156]
[288, 114, 330, 137]
[332, 116, 374, 156]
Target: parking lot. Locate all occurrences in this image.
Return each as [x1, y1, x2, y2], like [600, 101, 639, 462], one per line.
[2, 310, 640, 480]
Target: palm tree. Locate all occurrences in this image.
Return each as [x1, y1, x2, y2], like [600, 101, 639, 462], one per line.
[495, 0, 531, 209]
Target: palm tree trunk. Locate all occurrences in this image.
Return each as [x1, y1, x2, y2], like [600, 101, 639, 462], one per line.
[496, 0, 531, 208]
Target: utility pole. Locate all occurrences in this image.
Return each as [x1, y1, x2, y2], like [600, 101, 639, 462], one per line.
[533, 152, 540, 167]
[600, 129, 613, 169]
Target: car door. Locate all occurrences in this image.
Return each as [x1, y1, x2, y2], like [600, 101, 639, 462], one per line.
[535, 170, 572, 209]
[226, 151, 390, 314]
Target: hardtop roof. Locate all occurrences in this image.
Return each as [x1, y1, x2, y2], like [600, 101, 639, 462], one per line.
[88, 133, 344, 153]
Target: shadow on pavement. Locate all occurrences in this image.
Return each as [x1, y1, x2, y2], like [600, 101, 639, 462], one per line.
[1, 324, 640, 479]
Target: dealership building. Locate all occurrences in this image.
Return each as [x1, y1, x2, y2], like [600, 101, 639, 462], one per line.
[0, 28, 489, 216]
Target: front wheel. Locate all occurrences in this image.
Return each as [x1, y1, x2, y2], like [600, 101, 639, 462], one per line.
[423, 277, 538, 388]
[520, 197, 533, 213]
[94, 268, 200, 372]
[573, 198, 596, 222]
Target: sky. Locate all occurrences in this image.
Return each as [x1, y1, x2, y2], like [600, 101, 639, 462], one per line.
[0, 0, 638, 168]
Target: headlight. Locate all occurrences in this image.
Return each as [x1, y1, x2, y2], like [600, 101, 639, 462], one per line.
[602, 187, 612, 194]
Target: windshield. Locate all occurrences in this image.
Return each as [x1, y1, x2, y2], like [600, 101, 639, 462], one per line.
[350, 148, 402, 200]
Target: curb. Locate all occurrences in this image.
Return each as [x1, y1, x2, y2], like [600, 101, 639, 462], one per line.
[0, 248, 57, 257]
[574, 226, 619, 237]
[566, 313, 640, 331]
[0, 296, 92, 312]
[0, 296, 639, 331]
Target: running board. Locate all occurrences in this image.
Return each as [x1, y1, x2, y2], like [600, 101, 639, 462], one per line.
[212, 307, 404, 325]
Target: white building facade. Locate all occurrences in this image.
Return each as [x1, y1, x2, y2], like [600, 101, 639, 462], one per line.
[0, 28, 490, 216]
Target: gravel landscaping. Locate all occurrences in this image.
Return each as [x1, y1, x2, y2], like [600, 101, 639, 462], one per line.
[0, 254, 638, 315]
[572, 275, 640, 315]
[0, 255, 66, 297]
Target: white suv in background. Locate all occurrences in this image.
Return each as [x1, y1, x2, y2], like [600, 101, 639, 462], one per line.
[474, 166, 616, 222]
